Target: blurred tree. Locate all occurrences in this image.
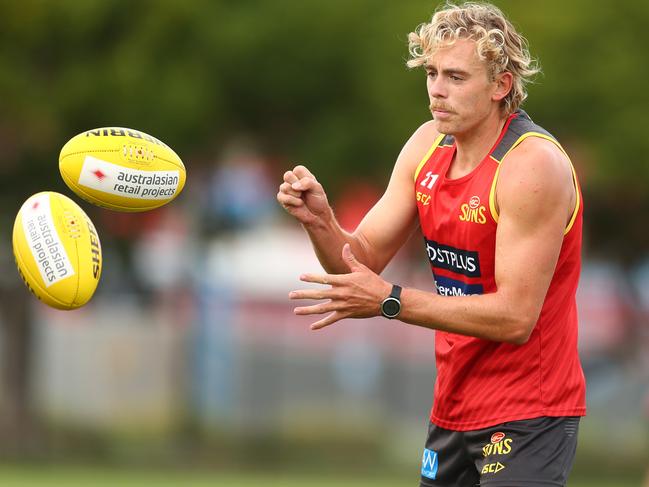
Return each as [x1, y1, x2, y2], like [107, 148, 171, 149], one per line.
[0, 1, 646, 216]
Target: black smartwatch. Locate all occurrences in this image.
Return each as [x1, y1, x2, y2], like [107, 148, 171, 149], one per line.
[381, 284, 402, 319]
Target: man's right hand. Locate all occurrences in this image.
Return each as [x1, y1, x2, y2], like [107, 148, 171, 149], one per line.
[277, 165, 332, 226]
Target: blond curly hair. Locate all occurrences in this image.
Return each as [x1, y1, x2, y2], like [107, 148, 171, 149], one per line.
[407, 2, 540, 114]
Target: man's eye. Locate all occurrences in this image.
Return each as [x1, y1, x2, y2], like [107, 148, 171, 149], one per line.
[450, 75, 463, 81]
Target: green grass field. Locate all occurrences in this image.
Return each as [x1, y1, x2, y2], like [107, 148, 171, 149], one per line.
[0, 465, 639, 487]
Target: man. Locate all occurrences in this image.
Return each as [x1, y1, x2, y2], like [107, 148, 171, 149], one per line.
[277, 2, 585, 486]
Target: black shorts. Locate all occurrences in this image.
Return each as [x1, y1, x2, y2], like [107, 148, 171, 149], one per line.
[419, 416, 580, 487]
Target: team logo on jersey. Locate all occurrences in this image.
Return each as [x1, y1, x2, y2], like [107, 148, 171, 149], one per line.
[491, 432, 506, 444]
[459, 195, 487, 224]
[481, 433, 512, 475]
[482, 433, 513, 457]
[424, 239, 481, 277]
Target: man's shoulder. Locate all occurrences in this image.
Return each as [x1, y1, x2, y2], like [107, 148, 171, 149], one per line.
[498, 135, 575, 213]
[410, 120, 440, 145]
[504, 135, 570, 176]
[396, 120, 440, 173]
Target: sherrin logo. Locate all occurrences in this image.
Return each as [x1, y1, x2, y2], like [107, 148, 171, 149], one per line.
[86, 217, 101, 280]
[459, 195, 487, 224]
[84, 127, 169, 148]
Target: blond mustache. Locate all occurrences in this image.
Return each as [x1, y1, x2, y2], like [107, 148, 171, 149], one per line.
[429, 103, 454, 113]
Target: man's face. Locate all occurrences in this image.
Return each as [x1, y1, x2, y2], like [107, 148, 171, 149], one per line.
[425, 38, 501, 135]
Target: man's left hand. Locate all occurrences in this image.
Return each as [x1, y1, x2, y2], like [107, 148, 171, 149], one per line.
[289, 244, 392, 330]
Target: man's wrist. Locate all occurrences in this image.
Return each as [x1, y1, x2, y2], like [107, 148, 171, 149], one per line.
[381, 284, 402, 319]
[302, 209, 338, 235]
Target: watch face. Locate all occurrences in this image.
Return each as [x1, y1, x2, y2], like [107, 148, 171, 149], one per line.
[382, 298, 400, 318]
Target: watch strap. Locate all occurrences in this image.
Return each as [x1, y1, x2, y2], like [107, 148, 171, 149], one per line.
[390, 284, 402, 300]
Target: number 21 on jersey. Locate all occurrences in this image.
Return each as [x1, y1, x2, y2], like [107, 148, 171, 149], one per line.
[420, 171, 438, 190]
[417, 171, 438, 206]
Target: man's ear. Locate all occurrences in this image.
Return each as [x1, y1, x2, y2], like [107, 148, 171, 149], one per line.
[492, 71, 513, 102]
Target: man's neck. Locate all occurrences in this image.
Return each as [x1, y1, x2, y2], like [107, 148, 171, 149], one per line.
[448, 111, 509, 179]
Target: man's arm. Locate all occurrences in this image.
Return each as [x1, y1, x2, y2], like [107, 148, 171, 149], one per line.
[277, 121, 438, 274]
[290, 137, 577, 343]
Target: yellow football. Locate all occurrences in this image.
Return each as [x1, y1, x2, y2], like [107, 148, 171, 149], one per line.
[59, 127, 186, 212]
[13, 192, 102, 310]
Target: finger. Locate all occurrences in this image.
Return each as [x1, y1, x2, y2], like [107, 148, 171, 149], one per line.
[294, 301, 335, 316]
[310, 312, 345, 330]
[299, 273, 342, 285]
[279, 181, 301, 198]
[283, 171, 299, 184]
[342, 243, 365, 273]
[277, 192, 304, 208]
[294, 298, 348, 316]
[291, 176, 320, 192]
[292, 165, 315, 179]
[289, 288, 331, 300]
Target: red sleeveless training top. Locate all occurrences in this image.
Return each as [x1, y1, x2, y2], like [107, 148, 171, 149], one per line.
[414, 110, 586, 431]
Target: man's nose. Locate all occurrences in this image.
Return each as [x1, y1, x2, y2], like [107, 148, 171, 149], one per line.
[428, 76, 447, 98]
